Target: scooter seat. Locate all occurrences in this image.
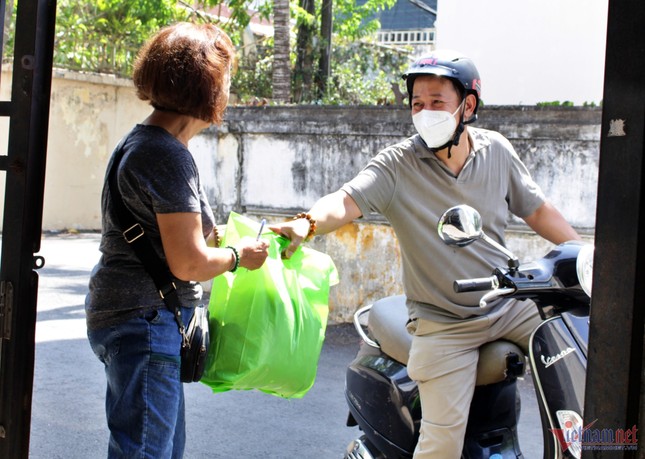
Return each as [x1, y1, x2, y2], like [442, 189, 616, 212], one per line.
[367, 295, 526, 385]
[368, 295, 413, 366]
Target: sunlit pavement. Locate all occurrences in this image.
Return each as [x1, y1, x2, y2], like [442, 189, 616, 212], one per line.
[29, 233, 542, 458]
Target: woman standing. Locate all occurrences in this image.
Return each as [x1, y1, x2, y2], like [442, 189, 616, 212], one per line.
[85, 23, 269, 458]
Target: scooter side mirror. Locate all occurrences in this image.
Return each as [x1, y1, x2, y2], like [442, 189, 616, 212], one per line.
[438, 204, 521, 270]
[438, 205, 483, 247]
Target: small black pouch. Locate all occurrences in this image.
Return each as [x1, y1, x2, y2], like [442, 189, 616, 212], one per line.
[180, 304, 210, 382]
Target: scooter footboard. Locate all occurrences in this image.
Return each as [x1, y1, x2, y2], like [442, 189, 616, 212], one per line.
[463, 380, 524, 458]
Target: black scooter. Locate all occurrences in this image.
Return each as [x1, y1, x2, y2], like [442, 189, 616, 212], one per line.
[344, 205, 593, 459]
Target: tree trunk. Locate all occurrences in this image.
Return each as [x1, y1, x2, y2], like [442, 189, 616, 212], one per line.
[316, 0, 333, 98]
[272, 0, 291, 103]
[293, 0, 315, 102]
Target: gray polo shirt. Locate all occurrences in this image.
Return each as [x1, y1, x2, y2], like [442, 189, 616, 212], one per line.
[341, 127, 544, 321]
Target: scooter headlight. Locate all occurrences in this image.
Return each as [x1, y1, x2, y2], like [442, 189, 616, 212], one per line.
[555, 410, 584, 459]
[575, 243, 594, 297]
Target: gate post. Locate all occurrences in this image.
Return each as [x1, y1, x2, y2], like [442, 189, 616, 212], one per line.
[584, 1, 645, 457]
[0, 1, 57, 457]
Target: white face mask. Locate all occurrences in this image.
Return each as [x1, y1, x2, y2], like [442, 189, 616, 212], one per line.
[412, 103, 463, 149]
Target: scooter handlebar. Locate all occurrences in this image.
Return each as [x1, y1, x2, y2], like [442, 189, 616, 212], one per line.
[454, 276, 499, 293]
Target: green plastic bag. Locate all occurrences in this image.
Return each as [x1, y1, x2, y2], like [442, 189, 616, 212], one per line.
[201, 212, 338, 399]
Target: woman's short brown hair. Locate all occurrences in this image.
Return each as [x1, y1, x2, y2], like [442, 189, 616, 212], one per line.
[132, 22, 235, 125]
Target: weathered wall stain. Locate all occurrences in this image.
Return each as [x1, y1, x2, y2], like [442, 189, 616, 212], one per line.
[308, 222, 403, 322]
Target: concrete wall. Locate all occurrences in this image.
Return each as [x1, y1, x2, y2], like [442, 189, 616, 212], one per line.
[212, 105, 598, 320]
[0, 68, 599, 322]
[43, 70, 152, 229]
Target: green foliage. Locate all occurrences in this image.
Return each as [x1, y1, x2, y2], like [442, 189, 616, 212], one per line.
[5, 0, 255, 77]
[334, 0, 397, 39]
[536, 100, 574, 107]
[6, 0, 409, 105]
[536, 100, 602, 108]
[321, 38, 410, 105]
[231, 43, 275, 103]
[231, 35, 410, 105]
[2, 3, 16, 61]
[583, 101, 600, 107]
[53, 0, 190, 77]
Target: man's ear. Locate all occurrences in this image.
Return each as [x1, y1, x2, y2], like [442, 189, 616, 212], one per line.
[464, 93, 478, 118]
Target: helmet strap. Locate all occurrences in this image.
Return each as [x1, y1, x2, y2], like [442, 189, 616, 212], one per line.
[427, 138, 452, 154]
[446, 121, 465, 159]
[426, 99, 467, 159]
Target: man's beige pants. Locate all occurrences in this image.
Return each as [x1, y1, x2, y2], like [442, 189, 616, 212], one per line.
[406, 299, 542, 459]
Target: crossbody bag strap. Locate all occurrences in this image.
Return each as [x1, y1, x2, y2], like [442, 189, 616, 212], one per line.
[106, 140, 188, 343]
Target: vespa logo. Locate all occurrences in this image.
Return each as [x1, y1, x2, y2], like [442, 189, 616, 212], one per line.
[541, 347, 576, 368]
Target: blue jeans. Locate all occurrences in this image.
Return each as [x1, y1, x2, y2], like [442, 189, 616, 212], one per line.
[88, 306, 194, 459]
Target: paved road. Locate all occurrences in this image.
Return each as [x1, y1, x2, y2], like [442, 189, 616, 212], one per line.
[29, 233, 543, 458]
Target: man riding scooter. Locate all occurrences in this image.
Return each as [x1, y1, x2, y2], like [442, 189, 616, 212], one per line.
[270, 50, 580, 458]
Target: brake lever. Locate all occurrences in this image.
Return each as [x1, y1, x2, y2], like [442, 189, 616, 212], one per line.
[479, 287, 515, 308]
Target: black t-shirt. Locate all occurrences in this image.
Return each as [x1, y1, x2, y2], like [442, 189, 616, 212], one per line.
[85, 124, 215, 330]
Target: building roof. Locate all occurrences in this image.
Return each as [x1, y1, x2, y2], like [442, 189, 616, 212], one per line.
[378, 0, 437, 30]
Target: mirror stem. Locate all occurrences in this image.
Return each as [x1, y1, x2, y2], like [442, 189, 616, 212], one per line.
[481, 234, 520, 271]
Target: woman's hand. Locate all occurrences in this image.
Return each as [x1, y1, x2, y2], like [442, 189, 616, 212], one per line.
[158, 212, 269, 281]
[235, 237, 269, 270]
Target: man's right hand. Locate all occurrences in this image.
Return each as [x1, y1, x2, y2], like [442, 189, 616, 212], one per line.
[268, 218, 311, 258]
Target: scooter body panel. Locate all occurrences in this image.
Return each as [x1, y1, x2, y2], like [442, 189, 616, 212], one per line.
[529, 315, 588, 458]
[345, 344, 419, 457]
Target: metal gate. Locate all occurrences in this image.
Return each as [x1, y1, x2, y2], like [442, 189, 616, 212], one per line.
[0, 0, 56, 457]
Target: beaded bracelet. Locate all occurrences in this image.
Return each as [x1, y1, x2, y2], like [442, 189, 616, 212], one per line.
[293, 212, 317, 241]
[226, 246, 240, 272]
[212, 225, 221, 247]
